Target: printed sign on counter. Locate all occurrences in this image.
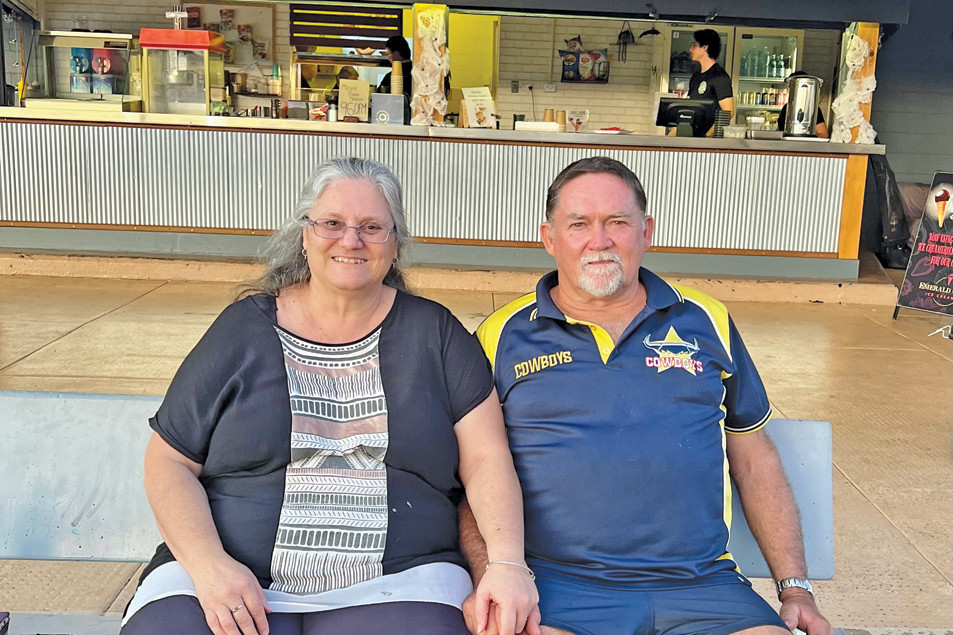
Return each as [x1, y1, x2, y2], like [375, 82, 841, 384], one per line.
[339, 79, 371, 122]
[461, 86, 495, 128]
[897, 172, 953, 316]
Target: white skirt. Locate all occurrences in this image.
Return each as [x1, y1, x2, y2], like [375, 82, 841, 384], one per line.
[122, 561, 472, 626]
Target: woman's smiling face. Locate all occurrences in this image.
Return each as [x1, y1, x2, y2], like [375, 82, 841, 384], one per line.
[303, 179, 397, 294]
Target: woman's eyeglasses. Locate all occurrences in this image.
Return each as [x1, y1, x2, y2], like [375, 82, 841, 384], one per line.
[306, 219, 394, 244]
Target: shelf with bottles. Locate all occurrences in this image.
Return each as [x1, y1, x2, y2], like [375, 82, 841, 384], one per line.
[737, 38, 796, 85]
[737, 104, 781, 111]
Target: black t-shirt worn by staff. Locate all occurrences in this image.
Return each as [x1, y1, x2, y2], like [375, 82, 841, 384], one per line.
[688, 63, 733, 108]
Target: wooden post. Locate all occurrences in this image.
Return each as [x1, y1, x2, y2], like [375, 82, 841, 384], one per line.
[837, 154, 869, 260]
[850, 22, 879, 143]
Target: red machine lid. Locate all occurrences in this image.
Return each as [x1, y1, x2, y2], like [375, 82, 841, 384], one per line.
[139, 28, 227, 53]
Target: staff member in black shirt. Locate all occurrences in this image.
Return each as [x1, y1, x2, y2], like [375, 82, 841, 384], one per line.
[687, 29, 734, 137]
[378, 35, 413, 98]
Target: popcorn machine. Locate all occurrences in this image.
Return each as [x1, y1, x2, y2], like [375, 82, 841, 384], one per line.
[139, 28, 226, 115]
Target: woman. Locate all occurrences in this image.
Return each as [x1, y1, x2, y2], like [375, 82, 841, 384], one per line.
[377, 35, 413, 97]
[121, 158, 538, 635]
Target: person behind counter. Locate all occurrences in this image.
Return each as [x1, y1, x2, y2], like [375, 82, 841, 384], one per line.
[120, 157, 538, 635]
[777, 71, 829, 138]
[688, 29, 734, 136]
[332, 65, 359, 90]
[378, 35, 413, 98]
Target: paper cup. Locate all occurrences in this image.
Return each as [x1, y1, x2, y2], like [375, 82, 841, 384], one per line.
[543, 108, 555, 122]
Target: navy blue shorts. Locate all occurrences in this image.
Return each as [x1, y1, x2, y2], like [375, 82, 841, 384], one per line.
[536, 575, 788, 635]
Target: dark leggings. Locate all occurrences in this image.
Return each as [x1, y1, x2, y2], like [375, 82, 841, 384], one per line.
[121, 595, 469, 634]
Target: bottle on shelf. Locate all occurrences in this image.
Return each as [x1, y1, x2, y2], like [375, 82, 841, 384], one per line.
[745, 49, 757, 77]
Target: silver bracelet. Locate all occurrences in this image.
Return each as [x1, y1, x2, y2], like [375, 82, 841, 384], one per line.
[485, 560, 536, 580]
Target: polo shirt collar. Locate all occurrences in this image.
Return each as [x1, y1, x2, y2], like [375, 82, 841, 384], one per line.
[535, 267, 682, 322]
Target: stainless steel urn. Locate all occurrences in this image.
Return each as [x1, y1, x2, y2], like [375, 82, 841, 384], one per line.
[784, 75, 823, 137]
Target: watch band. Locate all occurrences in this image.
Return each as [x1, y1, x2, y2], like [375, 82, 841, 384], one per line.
[776, 577, 813, 599]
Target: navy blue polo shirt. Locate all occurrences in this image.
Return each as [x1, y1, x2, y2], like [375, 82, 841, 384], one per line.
[476, 269, 772, 589]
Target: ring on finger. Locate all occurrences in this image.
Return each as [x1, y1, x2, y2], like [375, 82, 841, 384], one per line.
[231, 604, 244, 613]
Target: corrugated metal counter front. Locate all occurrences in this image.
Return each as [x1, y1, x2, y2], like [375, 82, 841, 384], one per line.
[0, 110, 882, 277]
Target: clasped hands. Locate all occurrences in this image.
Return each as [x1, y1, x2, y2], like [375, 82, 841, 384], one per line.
[462, 562, 540, 635]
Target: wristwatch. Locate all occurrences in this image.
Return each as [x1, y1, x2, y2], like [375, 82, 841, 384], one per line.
[776, 577, 814, 599]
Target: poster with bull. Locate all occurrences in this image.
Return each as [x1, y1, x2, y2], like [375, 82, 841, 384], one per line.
[897, 172, 953, 316]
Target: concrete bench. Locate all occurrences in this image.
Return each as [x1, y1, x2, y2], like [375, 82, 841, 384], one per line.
[0, 390, 834, 633]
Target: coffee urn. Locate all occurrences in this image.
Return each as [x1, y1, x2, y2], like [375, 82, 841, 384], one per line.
[784, 75, 823, 137]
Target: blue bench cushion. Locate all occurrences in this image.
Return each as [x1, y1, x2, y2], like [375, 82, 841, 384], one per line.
[0, 391, 833, 580]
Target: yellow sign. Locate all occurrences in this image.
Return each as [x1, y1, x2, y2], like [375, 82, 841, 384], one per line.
[339, 79, 370, 122]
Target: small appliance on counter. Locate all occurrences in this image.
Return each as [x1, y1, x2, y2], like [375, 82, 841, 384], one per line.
[372, 93, 408, 125]
[139, 28, 226, 116]
[783, 74, 823, 137]
[21, 31, 141, 112]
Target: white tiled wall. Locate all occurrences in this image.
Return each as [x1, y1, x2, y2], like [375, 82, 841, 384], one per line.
[494, 17, 850, 136]
[495, 16, 659, 134]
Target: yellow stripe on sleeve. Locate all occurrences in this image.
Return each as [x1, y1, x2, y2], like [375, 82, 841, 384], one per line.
[672, 284, 732, 360]
[475, 292, 537, 373]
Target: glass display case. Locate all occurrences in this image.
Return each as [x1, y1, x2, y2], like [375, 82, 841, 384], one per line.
[22, 31, 141, 112]
[289, 50, 391, 102]
[732, 28, 803, 124]
[139, 28, 226, 116]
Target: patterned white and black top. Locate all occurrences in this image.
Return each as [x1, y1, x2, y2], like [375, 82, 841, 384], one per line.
[128, 291, 493, 616]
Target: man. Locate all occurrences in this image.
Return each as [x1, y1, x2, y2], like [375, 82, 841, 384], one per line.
[688, 29, 734, 136]
[461, 157, 833, 635]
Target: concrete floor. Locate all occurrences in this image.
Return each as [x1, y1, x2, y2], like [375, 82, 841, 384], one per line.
[0, 265, 950, 632]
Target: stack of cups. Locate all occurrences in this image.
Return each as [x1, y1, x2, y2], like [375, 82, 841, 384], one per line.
[391, 61, 403, 96]
[713, 111, 731, 138]
[555, 110, 567, 133]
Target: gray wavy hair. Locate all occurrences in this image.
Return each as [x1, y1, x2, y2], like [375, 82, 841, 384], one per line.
[242, 157, 411, 297]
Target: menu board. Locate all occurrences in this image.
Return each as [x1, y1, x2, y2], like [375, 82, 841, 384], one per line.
[897, 172, 953, 316]
[339, 79, 371, 122]
[461, 87, 495, 128]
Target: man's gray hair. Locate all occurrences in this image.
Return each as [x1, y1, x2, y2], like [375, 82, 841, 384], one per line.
[545, 156, 648, 225]
[242, 157, 411, 297]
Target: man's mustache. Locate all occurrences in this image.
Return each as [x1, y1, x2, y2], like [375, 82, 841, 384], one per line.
[580, 253, 622, 266]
